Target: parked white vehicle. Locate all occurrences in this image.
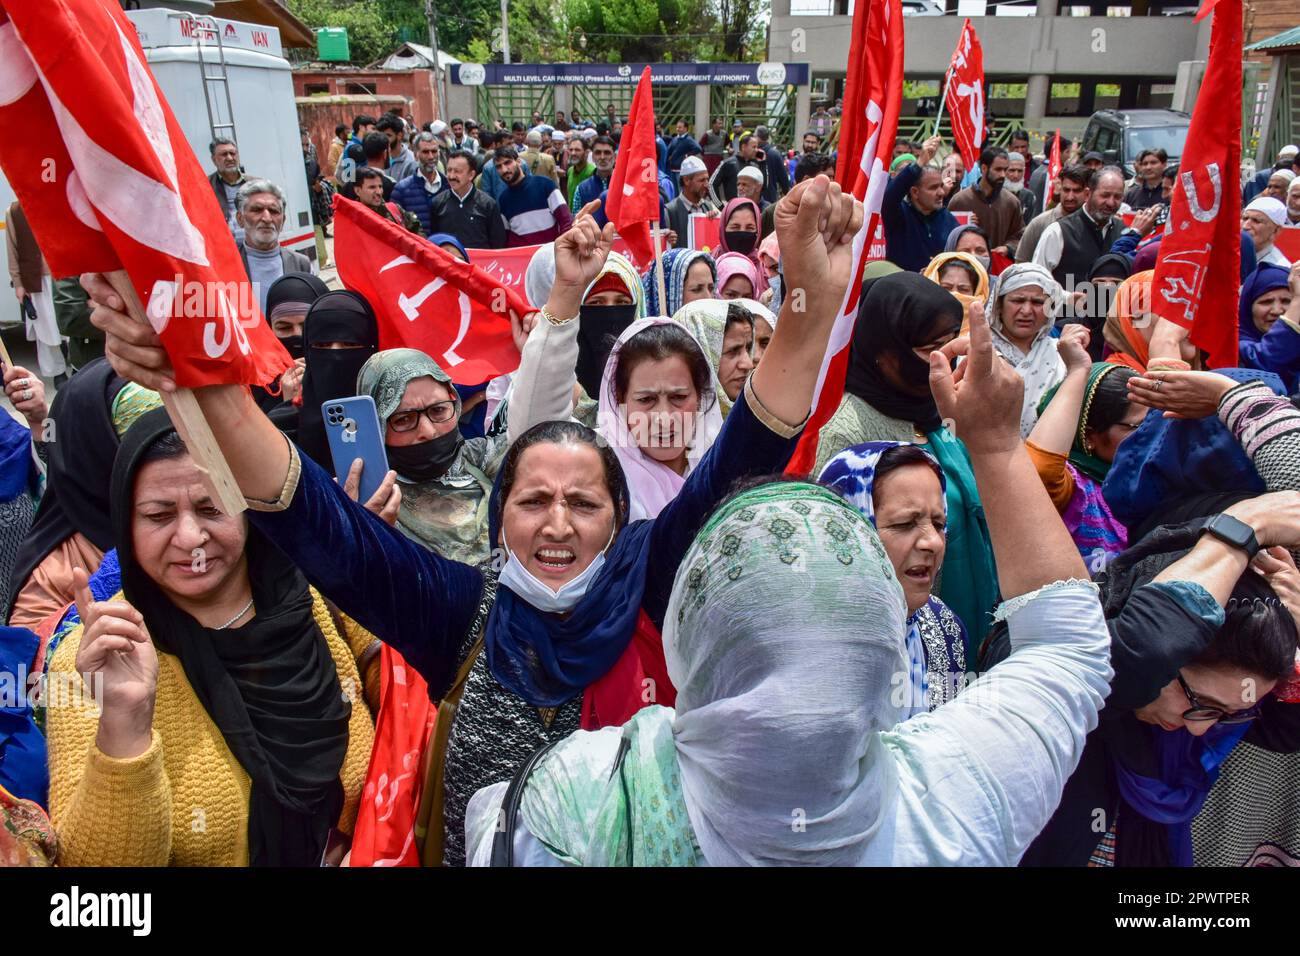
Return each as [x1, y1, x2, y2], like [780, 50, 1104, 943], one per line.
[0, 7, 313, 332]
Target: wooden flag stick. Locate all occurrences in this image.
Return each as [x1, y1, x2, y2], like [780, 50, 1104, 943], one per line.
[651, 222, 668, 316]
[105, 270, 247, 517]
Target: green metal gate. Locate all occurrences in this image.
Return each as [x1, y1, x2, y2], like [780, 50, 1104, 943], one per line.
[475, 85, 554, 125]
[710, 84, 797, 149]
[570, 84, 693, 128]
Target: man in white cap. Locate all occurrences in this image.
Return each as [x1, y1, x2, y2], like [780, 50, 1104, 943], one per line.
[1264, 168, 1296, 203]
[665, 154, 718, 248]
[1242, 196, 1292, 266]
[1244, 144, 1299, 203]
[737, 164, 767, 206]
[1286, 177, 1300, 228]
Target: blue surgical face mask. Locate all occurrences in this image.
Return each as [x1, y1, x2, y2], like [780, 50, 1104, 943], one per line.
[497, 526, 616, 613]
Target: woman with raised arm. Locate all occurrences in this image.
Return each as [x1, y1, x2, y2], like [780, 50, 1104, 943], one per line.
[463, 293, 1113, 867]
[1026, 324, 1142, 570]
[86, 174, 864, 866]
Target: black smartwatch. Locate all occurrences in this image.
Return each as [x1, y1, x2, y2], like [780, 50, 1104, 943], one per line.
[1202, 513, 1260, 560]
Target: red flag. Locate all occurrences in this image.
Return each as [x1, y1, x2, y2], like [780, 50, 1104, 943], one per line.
[0, 0, 290, 387]
[1046, 129, 1062, 205]
[350, 645, 435, 867]
[605, 67, 658, 266]
[1150, 0, 1241, 368]
[787, 0, 904, 475]
[943, 19, 986, 172]
[333, 195, 532, 385]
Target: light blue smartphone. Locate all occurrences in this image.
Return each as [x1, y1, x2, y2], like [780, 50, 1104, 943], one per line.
[322, 395, 389, 505]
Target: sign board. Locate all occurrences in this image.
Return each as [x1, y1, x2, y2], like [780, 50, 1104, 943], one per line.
[688, 213, 722, 253]
[126, 8, 283, 57]
[452, 62, 810, 86]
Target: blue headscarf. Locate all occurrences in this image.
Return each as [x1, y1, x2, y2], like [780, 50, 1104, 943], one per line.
[483, 446, 657, 708]
[0, 625, 45, 807]
[641, 248, 716, 318]
[1101, 367, 1286, 535]
[428, 232, 469, 261]
[1238, 263, 1291, 347]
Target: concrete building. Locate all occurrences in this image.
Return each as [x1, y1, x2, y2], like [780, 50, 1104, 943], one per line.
[767, 0, 1217, 135]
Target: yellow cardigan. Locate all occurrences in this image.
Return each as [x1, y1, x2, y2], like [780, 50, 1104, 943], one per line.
[47, 590, 376, 867]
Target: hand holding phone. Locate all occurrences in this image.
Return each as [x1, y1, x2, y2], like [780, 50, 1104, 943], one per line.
[323, 396, 390, 505]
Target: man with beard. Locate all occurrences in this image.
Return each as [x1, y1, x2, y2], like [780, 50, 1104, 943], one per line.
[209, 137, 254, 242]
[948, 146, 1025, 259]
[1005, 151, 1038, 224]
[711, 133, 767, 204]
[572, 135, 617, 213]
[234, 179, 312, 313]
[1017, 164, 1091, 263]
[495, 145, 574, 247]
[881, 135, 959, 272]
[353, 167, 423, 235]
[665, 155, 718, 248]
[564, 135, 597, 211]
[391, 132, 449, 236]
[1033, 166, 1126, 288]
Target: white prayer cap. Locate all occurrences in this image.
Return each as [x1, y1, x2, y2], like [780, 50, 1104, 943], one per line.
[738, 165, 764, 184]
[430, 120, 448, 135]
[1269, 168, 1297, 185]
[1245, 196, 1288, 226]
[551, 130, 566, 142]
[1279, 144, 1299, 160]
[680, 155, 707, 176]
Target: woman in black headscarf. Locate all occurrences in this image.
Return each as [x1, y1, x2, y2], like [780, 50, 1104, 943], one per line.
[812, 268, 998, 649]
[1077, 253, 1132, 361]
[294, 290, 380, 466]
[45, 408, 376, 866]
[254, 274, 330, 414]
[7, 359, 160, 631]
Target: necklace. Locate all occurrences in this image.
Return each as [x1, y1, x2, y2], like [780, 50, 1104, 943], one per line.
[213, 597, 255, 631]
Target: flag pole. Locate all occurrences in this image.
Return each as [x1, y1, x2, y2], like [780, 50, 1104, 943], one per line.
[931, 73, 949, 140]
[651, 221, 668, 315]
[104, 270, 247, 518]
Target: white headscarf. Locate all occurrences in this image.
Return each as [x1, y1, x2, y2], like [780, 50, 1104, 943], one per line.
[595, 317, 724, 521]
[524, 242, 556, 309]
[663, 482, 908, 865]
[986, 263, 1066, 437]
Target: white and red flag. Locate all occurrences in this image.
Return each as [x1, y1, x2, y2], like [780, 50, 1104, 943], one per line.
[786, 0, 904, 475]
[0, 0, 291, 387]
[605, 67, 659, 268]
[943, 19, 986, 173]
[333, 195, 534, 386]
[1150, 0, 1242, 368]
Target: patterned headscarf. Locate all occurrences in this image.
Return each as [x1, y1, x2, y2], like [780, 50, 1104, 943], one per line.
[355, 347, 459, 431]
[921, 251, 990, 319]
[663, 481, 908, 865]
[641, 248, 716, 318]
[986, 263, 1066, 437]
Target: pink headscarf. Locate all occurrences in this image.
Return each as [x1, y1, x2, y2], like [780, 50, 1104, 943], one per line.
[718, 198, 762, 257]
[715, 251, 763, 300]
[758, 232, 780, 277]
[596, 317, 724, 521]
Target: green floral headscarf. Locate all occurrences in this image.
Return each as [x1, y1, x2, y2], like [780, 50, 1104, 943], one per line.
[1035, 361, 1132, 483]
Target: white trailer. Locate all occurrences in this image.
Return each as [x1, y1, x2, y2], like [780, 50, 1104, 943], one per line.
[1, 7, 314, 331]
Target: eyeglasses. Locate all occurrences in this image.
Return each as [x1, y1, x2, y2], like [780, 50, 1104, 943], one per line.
[1177, 672, 1260, 725]
[388, 401, 457, 432]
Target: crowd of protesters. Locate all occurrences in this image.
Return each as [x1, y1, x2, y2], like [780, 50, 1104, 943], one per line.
[3, 90, 1300, 871]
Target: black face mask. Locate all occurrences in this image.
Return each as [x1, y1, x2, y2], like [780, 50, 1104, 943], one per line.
[278, 334, 305, 361]
[724, 231, 757, 255]
[576, 303, 639, 398]
[385, 428, 463, 482]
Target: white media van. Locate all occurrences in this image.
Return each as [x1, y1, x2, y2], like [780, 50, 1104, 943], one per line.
[0, 7, 313, 330]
